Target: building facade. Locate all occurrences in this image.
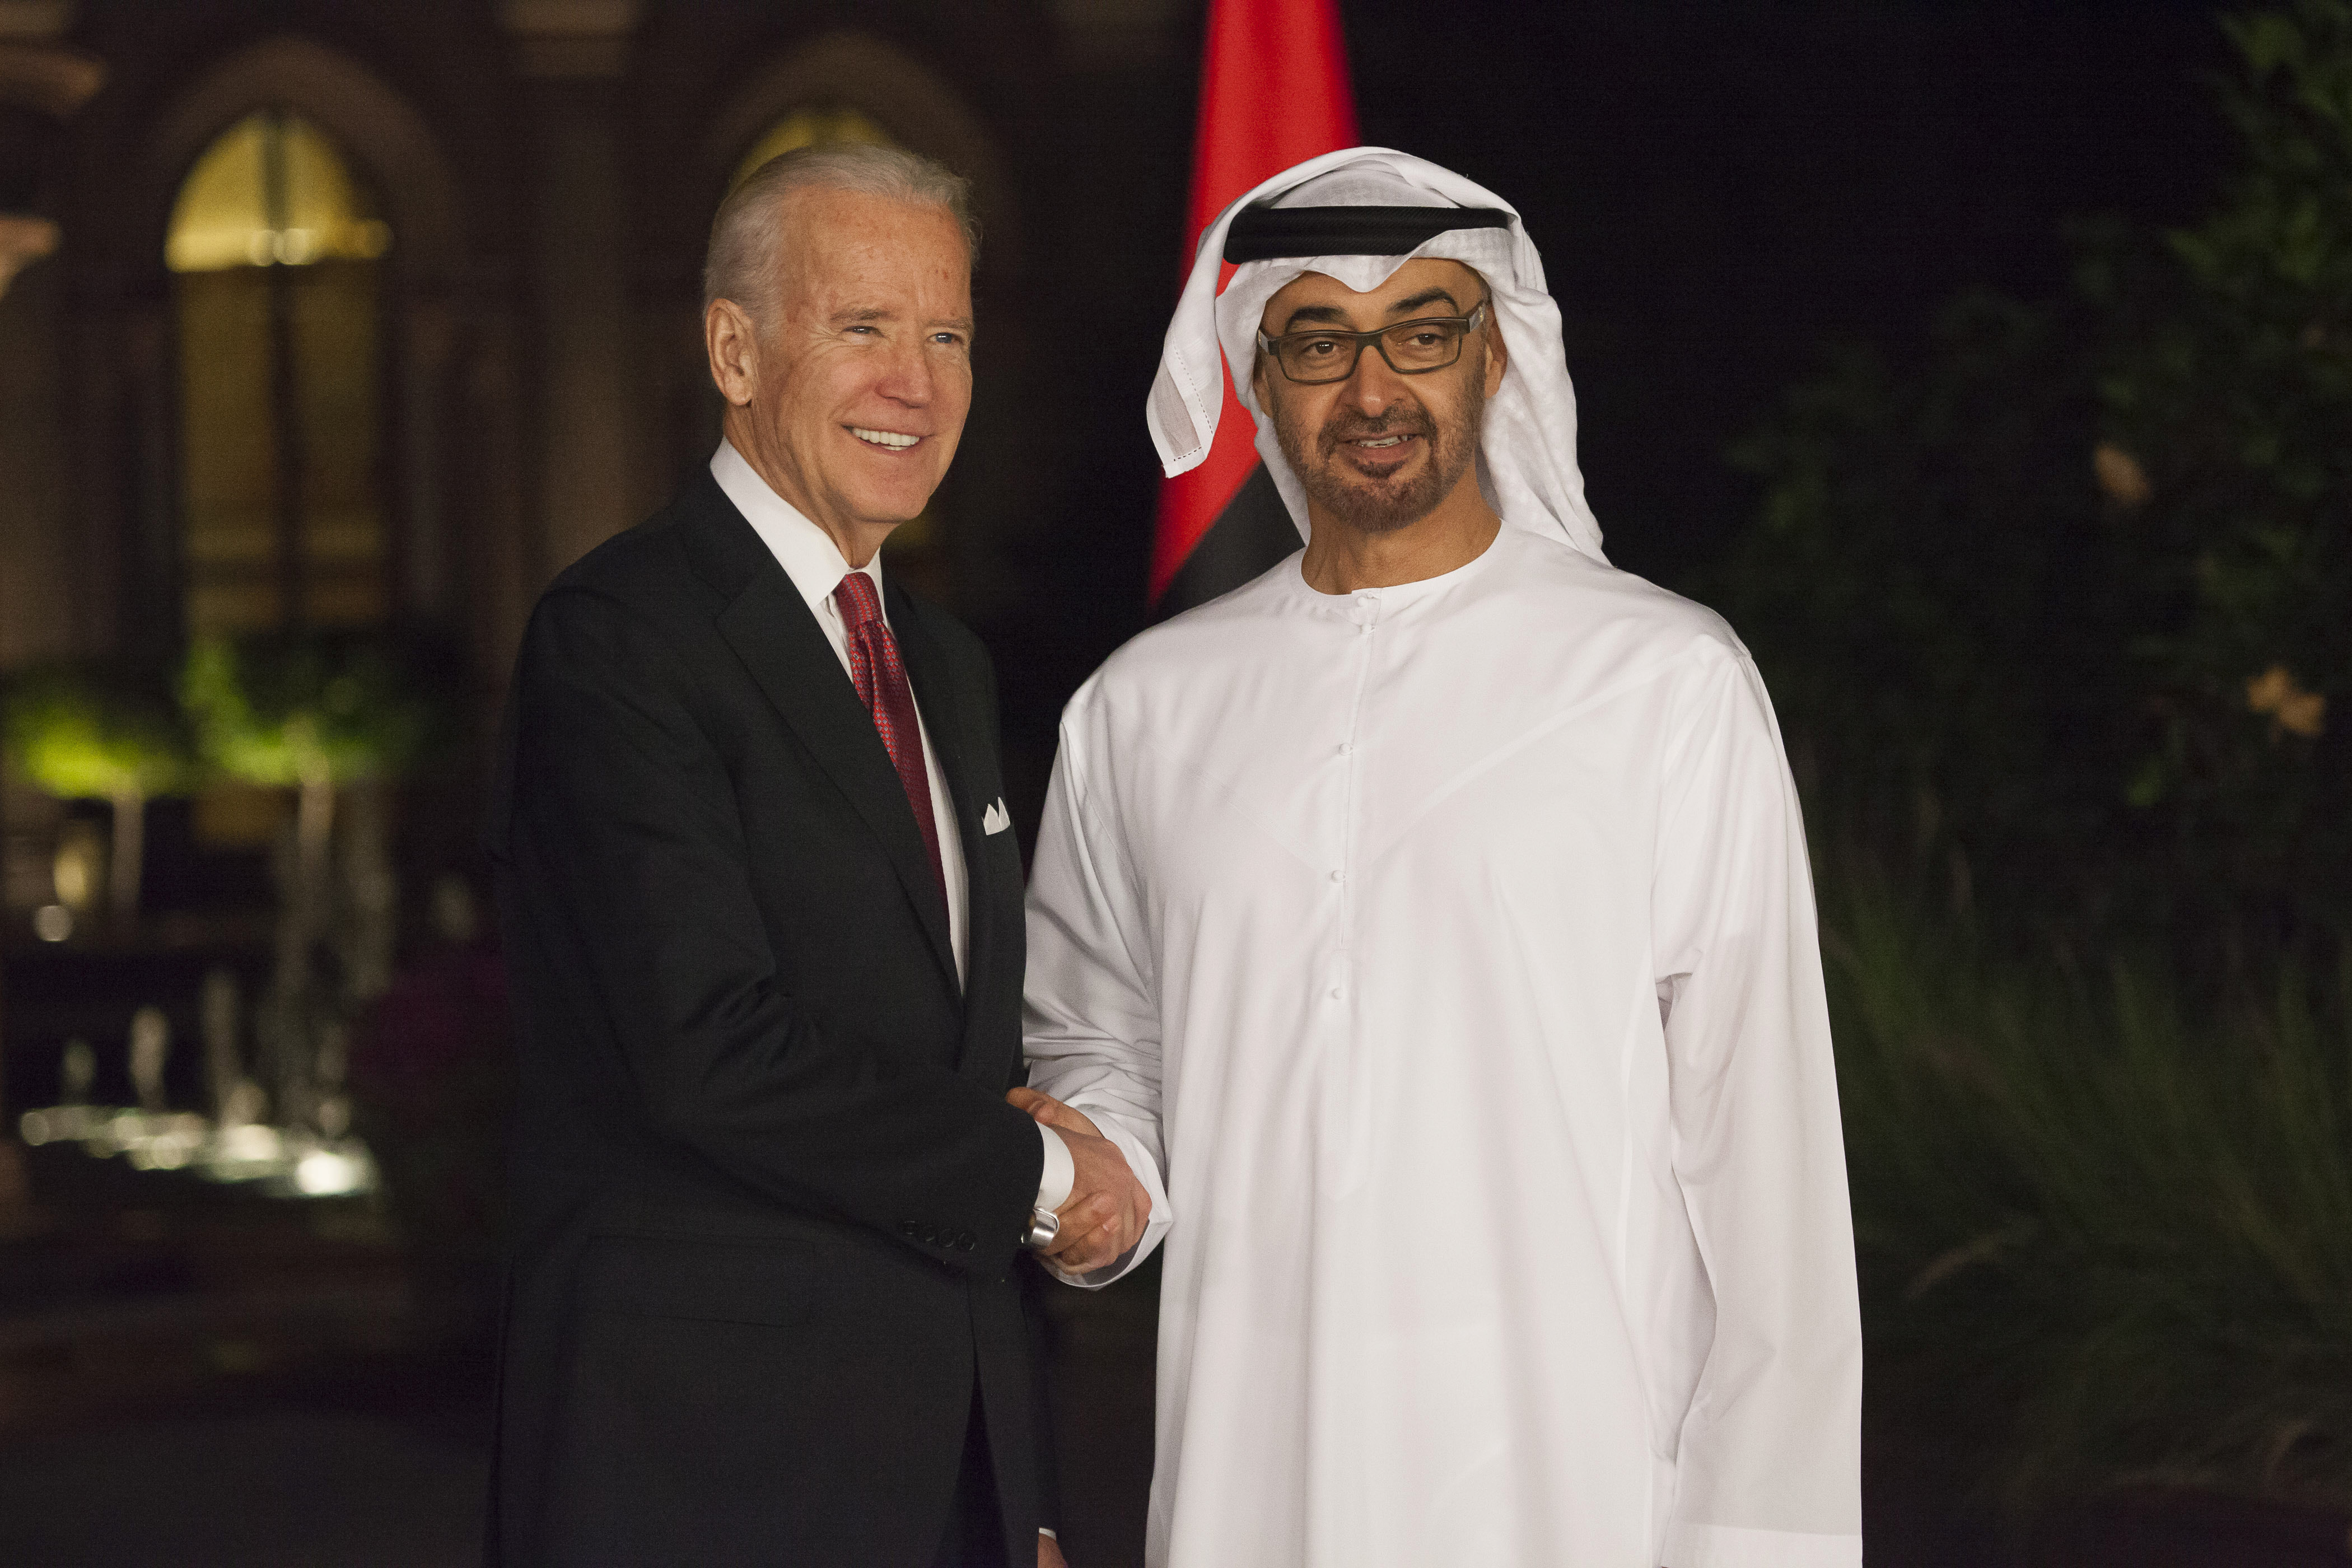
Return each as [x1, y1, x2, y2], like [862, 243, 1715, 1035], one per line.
[0, 0, 1196, 936]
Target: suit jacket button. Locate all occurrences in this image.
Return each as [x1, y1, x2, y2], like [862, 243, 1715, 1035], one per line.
[922, 1225, 940, 1245]
[899, 1220, 919, 1238]
[956, 1232, 976, 1250]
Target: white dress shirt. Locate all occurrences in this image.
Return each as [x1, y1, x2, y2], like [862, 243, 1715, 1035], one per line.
[711, 442, 1073, 1215]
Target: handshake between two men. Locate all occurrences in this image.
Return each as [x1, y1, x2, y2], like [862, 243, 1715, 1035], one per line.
[1008, 1088, 1152, 1276]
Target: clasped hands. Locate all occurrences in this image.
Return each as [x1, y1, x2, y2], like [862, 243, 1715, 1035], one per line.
[1007, 1087, 1150, 1273]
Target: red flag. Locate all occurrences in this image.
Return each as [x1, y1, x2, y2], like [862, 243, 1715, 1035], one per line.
[1149, 0, 1359, 605]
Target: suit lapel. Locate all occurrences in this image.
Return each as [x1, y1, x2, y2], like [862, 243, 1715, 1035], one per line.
[889, 588, 1004, 1081]
[713, 571, 959, 995]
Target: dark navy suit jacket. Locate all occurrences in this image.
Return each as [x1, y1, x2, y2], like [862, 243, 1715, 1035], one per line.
[485, 470, 1053, 1565]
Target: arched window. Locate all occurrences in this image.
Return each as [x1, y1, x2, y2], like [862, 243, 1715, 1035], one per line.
[729, 103, 894, 191]
[167, 110, 392, 636]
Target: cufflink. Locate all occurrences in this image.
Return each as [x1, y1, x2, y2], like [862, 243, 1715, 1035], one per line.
[1025, 1206, 1060, 1250]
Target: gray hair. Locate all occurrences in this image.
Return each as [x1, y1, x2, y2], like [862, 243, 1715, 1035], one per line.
[702, 141, 980, 323]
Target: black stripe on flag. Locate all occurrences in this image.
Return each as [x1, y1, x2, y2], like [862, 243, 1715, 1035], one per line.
[1153, 463, 1301, 620]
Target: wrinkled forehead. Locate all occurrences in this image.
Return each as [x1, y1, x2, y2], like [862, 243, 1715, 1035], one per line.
[1257, 257, 1491, 334]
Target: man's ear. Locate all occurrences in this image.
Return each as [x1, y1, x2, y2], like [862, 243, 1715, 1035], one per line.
[1480, 307, 1509, 399]
[1251, 352, 1273, 411]
[705, 298, 759, 408]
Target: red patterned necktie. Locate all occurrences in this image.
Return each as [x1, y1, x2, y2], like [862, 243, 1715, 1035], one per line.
[832, 570, 946, 905]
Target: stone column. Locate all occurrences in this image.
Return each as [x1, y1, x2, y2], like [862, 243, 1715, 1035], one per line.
[0, 0, 102, 1121]
[0, 216, 67, 676]
[500, 0, 645, 585]
[0, 11, 103, 670]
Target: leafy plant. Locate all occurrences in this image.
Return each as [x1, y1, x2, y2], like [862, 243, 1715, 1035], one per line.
[178, 631, 446, 1132]
[1824, 860, 2352, 1509]
[2, 664, 198, 928]
[1720, 0, 2352, 955]
[1724, 1, 2352, 1512]
[178, 633, 436, 794]
[2090, 0, 2352, 941]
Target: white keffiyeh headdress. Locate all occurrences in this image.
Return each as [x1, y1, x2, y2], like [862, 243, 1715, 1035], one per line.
[1146, 146, 1606, 563]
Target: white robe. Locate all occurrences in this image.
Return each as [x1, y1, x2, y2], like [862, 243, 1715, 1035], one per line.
[1023, 524, 1863, 1568]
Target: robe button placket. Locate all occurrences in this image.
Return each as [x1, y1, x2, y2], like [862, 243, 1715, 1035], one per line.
[1329, 594, 1375, 1010]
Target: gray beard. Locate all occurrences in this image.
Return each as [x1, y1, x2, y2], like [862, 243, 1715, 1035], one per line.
[1276, 380, 1486, 536]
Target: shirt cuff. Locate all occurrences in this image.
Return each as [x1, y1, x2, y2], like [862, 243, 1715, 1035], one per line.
[1035, 1123, 1074, 1211]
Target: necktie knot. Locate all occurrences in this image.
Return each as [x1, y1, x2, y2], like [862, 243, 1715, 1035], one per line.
[833, 569, 884, 631]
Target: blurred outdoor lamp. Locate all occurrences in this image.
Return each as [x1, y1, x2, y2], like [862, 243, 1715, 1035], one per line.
[123, 1114, 209, 1171]
[128, 1006, 170, 1113]
[19, 1039, 99, 1144]
[212, 1122, 282, 1163]
[50, 818, 101, 911]
[60, 1038, 93, 1103]
[292, 1145, 373, 1197]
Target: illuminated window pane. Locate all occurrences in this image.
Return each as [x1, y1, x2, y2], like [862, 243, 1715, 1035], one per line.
[167, 111, 390, 636]
[729, 104, 896, 192]
[288, 260, 386, 627]
[166, 111, 392, 273]
[175, 268, 279, 631]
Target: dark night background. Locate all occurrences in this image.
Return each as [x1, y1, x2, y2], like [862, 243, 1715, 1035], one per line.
[1012, 0, 2237, 819]
[1033, 0, 2224, 643]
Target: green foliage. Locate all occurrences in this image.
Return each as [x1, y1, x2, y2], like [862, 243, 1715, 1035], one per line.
[2, 664, 197, 801]
[2098, 0, 2352, 932]
[178, 632, 442, 790]
[1721, 0, 2352, 949]
[1728, 2, 2352, 1509]
[1724, 296, 2137, 889]
[1826, 862, 2352, 1508]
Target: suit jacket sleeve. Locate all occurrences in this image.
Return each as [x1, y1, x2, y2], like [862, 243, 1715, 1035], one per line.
[507, 582, 1042, 1264]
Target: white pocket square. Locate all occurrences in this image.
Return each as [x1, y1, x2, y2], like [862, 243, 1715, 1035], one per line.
[982, 799, 1010, 836]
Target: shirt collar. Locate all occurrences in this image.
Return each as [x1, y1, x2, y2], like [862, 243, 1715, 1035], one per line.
[710, 438, 883, 623]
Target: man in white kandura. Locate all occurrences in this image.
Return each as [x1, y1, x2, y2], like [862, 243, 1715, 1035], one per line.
[1010, 149, 1863, 1567]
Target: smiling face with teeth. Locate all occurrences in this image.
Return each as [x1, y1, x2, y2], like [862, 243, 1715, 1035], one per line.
[1253, 259, 1507, 579]
[704, 184, 974, 568]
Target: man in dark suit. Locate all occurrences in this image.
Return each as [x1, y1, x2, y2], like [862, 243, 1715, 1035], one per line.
[484, 144, 1151, 1566]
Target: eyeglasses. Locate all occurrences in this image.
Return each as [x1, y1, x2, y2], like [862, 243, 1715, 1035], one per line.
[1257, 300, 1490, 385]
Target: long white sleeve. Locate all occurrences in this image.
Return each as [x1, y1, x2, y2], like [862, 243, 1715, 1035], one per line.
[1021, 699, 1174, 1287]
[1650, 646, 1863, 1566]
[1036, 1123, 1074, 1210]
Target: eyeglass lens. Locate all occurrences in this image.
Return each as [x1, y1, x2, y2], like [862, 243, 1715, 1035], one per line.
[1278, 320, 1469, 383]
